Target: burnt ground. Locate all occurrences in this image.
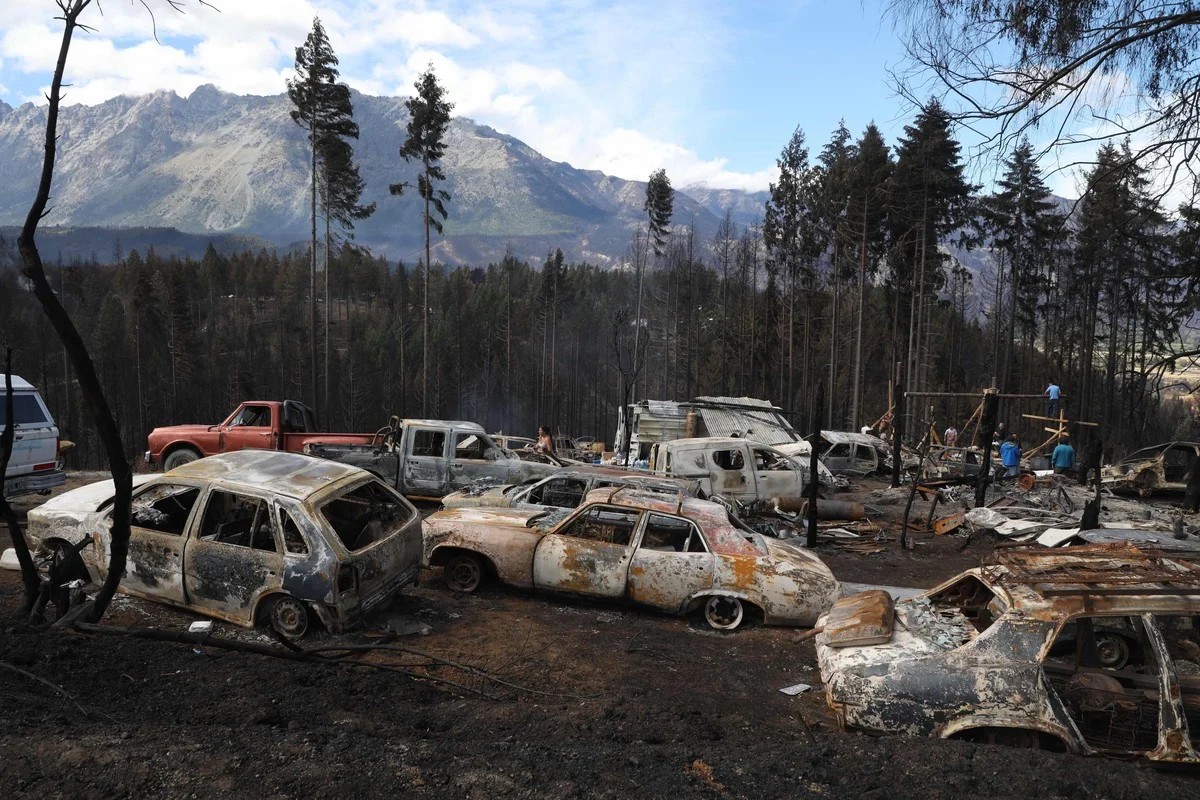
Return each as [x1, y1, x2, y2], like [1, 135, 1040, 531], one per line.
[2, 475, 1199, 798]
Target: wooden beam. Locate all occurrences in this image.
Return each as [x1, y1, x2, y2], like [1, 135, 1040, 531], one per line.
[1021, 414, 1099, 426]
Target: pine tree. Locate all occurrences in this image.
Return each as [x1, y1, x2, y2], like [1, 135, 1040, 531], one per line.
[763, 127, 822, 416]
[391, 65, 453, 417]
[848, 123, 893, 427]
[980, 138, 1063, 392]
[887, 100, 974, 399]
[287, 17, 360, 424]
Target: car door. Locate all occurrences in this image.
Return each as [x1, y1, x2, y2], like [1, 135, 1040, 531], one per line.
[7, 389, 57, 478]
[183, 488, 284, 624]
[853, 444, 879, 474]
[218, 404, 274, 454]
[626, 512, 714, 612]
[822, 442, 854, 474]
[708, 446, 755, 501]
[1162, 445, 1194, 489]
[532, 504, 642, 598]
[449, 430, 509, 489]
[101, 482, 201, 604]
[751, 445, 804, 499]
[402, 425, 449, 496]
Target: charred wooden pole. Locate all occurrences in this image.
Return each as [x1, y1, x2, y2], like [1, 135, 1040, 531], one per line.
[806, 377, 824, 549]
[1, 354, 40, 613]
[891, 361, 904, 488]
[16, 0, 132, 623]
[973, 389, 999, 508]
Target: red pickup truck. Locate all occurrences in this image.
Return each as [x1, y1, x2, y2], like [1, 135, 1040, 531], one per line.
[145, 401, 377, 471]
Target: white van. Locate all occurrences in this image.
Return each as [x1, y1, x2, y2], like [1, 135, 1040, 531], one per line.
[2, 375, 65, 498]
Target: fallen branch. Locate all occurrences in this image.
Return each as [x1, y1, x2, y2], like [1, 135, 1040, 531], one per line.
[0, 659, 112, 721]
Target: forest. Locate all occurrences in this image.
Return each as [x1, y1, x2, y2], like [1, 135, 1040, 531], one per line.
[1, 101, 1198, 469]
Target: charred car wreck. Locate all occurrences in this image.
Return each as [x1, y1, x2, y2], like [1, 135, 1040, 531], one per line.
[1102, 441, 1200, 496]
[29, 451, 423, 637]
[424, 487, 840, 630]
[818, 544, 1200, 763]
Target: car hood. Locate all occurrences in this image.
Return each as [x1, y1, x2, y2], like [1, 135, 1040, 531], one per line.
[150, 424, 213, 437]
[27, 474, 156, 543]
[441, 485, 516, 510]
[817, 593, 971, 682]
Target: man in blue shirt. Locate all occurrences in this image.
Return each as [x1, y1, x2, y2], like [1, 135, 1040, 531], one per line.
[1045, 381, 1061, 418]
[1051, 434, 1075, 476]
[1000, 434, 1021, 477]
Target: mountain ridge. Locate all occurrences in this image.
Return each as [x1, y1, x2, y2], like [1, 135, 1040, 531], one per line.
[0, 85, 763, 266]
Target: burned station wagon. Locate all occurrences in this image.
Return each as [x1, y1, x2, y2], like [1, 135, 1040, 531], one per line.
[817, 544, 1200, 763]
[424, 487, 840, 630]
[34, 451, 422, 637]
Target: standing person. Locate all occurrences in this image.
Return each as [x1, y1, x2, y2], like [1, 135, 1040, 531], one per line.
[1045, 381, 1062, 419]
[536, 425, 555, 455]
[944, 425, 958, 447]
[1000, 434, 1021, 478]
[1051, 434, 1076, 476]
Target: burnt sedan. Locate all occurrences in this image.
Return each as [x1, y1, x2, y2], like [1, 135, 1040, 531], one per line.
[30, 451, 423, 637]
[423, 487, 840, 630]
[441, 466, 701, 512]
[817, 544, 1200, 763]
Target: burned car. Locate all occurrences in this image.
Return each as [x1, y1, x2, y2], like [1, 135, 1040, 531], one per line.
[28, 451, 423, 637]
[441, 466, 701, 512]
[1102, 441, 1200, 496]
[424, 487, 840, 630]
[817, 544, 1200, 763]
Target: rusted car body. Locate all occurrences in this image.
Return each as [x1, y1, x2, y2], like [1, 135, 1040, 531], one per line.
[424, 487, 840, 630]
[441, 467, 701, 512]
[818, 544, 1200, 763]
[33, 451, 423, 637]
[1102, 442, 1200, 496]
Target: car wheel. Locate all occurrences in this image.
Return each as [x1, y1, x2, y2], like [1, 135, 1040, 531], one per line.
[266, 595, 310, 639]
[703, 595, 744, 631]
[163, 448, 201, 472]
[444, 553, 484, 593]
[1095, 632, 1132, 669]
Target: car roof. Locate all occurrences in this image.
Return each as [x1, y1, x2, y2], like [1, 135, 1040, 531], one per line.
[975, 543, 1200, 619]
[164, 450, 367, 501]
[577, 487, 759, 555]
[2, 375, 37, 392]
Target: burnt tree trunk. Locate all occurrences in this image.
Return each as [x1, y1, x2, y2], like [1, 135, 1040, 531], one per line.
[16, 0, 131, 623]
[974, 390, 999, 508]
[806, 379, 823, 549]
[1, 355, 41, 614]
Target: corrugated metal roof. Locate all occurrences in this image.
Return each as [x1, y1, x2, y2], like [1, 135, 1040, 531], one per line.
[697, 406, 799, 446]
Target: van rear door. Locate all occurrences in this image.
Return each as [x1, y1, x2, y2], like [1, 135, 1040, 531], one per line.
[4, 386, 58, 478]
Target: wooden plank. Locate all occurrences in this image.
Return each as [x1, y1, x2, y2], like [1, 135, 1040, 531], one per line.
[1021, 413, 1099, 426]
[933, 511, 966, 535]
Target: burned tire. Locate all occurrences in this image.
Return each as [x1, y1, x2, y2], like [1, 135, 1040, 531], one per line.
[1095, 632, 1132, 669]
[443, 553, 484, 593]
[163, 448, 201, 472]
[703, 595, 744, 631]
[265, 595, 310, 639]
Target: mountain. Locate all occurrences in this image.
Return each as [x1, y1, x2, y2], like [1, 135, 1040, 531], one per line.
[0, 86, 763, 266]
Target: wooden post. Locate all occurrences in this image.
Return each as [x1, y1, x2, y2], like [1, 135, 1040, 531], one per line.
[974, 389, 999, 508]
[806, 377, 824, 549]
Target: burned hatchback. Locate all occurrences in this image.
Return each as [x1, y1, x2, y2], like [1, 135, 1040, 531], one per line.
[45, 451, 422, 637]
[817, 544, 1200, 763]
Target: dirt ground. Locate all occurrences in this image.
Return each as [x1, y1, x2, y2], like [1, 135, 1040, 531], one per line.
[2, 474, 1198, 798]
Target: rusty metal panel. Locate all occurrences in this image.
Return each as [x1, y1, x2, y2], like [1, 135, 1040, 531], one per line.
[824, 590, 895, 647]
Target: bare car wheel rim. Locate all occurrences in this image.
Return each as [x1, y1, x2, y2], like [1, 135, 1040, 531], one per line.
[446, 556, 482, 592]
[270, 596, 309, 638]
[1095, 633, 1131, 669]
[704, 596, 744, 630]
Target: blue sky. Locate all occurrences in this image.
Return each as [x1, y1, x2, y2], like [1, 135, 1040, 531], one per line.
[0, 1, 1078, 195]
